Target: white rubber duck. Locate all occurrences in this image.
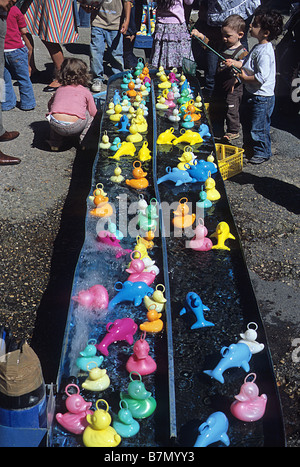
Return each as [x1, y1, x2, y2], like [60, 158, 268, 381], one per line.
[238, 322, 265, 354]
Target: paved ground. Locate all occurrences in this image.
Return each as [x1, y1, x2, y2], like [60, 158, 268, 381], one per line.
[0, 25, 299, 446]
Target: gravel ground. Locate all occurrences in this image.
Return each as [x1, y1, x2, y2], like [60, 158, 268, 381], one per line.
[0, 26, 299, 446]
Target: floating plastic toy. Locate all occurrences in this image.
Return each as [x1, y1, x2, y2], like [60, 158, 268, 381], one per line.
[156, 95, 169, 110]
[99, 131, 111, 149]
[90, 192, 113, 218]
[120, 371, 157, 419]
[179, 291, 214, 329]
[110, 164, 124, 183]
[238, 322, 265, 354]
[76, 339, 104, 372]
[110, 141, 136, 160]
[109, 103, 123, 122]
[126, 123, 143, 143]
[177, 146, 195, 170]
[126, 160, 149, 190]
[137, 198, 159, 231]
[82, 365, 110, 392]
[156, 127, 176, 144]
[158, 74, 171, 89]
[157, 166, 194, 186]
[96, 230, 132, 259]
[96, 317, 138, 356]
[210, 221, 235, 251]
[203, 342, 252, 384]
[72, 284, 109, 310]
[196, 188, 212, 209]
[126, 331, 157, 375]
[186, 159, 217, 182]
[168, 108, 181, 122]
[140, 304, 163, 333]
[83, 399, 121, 447]
[205, 175, 220, 201]
[173, 197, 196, 228]
[56, 384, 93, 435]
[108, 281, 154, 311]
[172, 129, 203, 146]
[126, 251, 156, 285]
[138, 141, 152, 161]
[126, 81, 137, 98]
[230, 373, 267, 422]
[188, 218, 213, 251]
[110, 136, 121, 151]
[107, 219, 124, 240]
[115, 114, 130, 132]
[199, 123, 211, 139]
[181, 113, 194, 129]
[193, 412, 230, 447]
[144, 284, 166, 313]
[113, 400, 140, 438]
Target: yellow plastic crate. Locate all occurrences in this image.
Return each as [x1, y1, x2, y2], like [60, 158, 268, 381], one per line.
[215, 143, 244, 180]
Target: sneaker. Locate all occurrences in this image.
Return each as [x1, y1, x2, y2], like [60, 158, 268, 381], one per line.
[248, 156, 269, 165]
[91, 79, 102, 93]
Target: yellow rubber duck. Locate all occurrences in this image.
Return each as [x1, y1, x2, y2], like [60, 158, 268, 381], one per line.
[156, 95, 169, 110]
[172, 129, 203, 146]
[210, 221, 235, 250]
[110, 141, 136, 160]
[106, 101, 115, 115]
[157, 127, 176, 145]
[138, 141, 152, 162]
[205, 175, 221, 201]
[156, 66, 165, 77]
[110, 164, 124, 183]
[140, 305, 163, 333]
[158, 74, 171, 89]
[109, 103, 123, 122]
[83, 399, 121, 447]
[173, 197, 196, 229]
[143, 284, 166, 313]
[177, 146, 195, 170]
[126, 124, 143, 143]
[99, 131, 111, 149]
[132, 110, 148, 133]
[82, 366, 110, 392]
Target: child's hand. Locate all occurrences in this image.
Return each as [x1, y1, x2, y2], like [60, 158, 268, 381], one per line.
[191, 29, 205, 41]
[224, 59, 234, 67]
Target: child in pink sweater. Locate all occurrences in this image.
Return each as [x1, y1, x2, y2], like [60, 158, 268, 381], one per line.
[47, 58, 97, 151]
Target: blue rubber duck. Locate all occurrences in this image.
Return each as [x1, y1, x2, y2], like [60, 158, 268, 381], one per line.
[76, 339, 104, 372]
[113, 400, 140, 438]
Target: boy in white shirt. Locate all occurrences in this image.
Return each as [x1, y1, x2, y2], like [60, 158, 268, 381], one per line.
[226, 7, 283, 164]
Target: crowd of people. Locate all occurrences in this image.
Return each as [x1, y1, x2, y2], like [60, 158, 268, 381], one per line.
[0, 0, 283, 166]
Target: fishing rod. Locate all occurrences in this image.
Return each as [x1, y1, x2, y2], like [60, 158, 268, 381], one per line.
[191, 33, 242, 74]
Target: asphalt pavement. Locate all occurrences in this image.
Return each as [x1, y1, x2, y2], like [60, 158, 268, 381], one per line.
[0, 25, 299, 447]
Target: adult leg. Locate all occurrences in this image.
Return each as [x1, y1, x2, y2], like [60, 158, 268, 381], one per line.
[106, 30, 124, 75]
[42, 40, 64, 87]
[90, 26, 105, 81]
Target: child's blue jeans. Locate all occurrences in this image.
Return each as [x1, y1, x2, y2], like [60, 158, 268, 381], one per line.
[3, 46, 36, 111]
[90, 26, 124, 81]
[241, 92, 275, 160]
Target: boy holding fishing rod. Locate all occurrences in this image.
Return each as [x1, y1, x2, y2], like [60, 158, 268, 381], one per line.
[191, 14, 248, 142]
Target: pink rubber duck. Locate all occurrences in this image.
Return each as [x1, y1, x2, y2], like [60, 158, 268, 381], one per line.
[126, 332, 157, 375]
[230, 373, 267, 422]
[188, 218, 213, 251]
[164, 91, 176, 109]
[126, 251, 156, 285]
[55, 384, 93, 434]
